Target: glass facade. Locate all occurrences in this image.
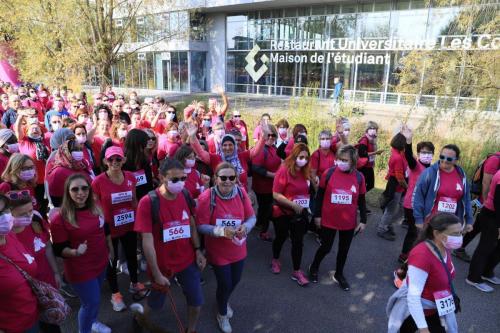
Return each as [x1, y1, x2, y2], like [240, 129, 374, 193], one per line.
[225, 0, 498, 105]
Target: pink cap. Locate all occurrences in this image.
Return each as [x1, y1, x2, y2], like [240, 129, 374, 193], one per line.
[105, 146, 124, 159]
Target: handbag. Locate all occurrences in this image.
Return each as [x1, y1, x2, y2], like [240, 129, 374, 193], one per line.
[0, 252, 71, 325]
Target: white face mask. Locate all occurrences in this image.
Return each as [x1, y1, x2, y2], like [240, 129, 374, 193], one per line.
[6, 143, 19, 153]
[71, 151, 84, 161]
[185, 159, 196, 168]
[296, 158, 308, 167]
[367, 129, 377, 137]
[117, 129, 128, 139]
[167, 113, 175, 121]
[419, 153, 433, 164]
[51, 123, 60, 131]
[319, 139, 331, 149]
[278, 128, 287, 136]
[343, 130, 350, 137]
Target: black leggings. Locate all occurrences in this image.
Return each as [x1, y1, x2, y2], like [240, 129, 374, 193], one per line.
[310, 227, 354, 276]
[39, 321, 61, 333]
[256, 193, 273, 233]
[400, 312, 446, 333]
[359, 167, 375, 192]
[107, 231, 139, 293]
[468, 208, 500, 282]
[401, 208, 418, 256]
[461, 212, 482, 249]
[272, 215, 307, 271]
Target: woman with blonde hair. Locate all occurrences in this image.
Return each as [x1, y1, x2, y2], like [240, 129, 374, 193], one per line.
[0, 153, 39, 210]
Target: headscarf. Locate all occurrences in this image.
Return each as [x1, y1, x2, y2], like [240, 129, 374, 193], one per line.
[0, 129, 14, 147]
[49, 128, 74, 158]
[51, 140, 89, 173]
[219, 134, 243, 174]
[27, 135, 49, 161]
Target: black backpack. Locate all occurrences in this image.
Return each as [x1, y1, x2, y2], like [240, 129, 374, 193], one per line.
[148, 189, 196, 233]
[323, 166, 363, 189]
[471, 153, 500, 196]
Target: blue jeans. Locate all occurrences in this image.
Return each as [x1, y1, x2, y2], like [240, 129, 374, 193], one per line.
[24, 322, 39, 333]
[212, 259, 245, 316]
[71, 270, 106, 333]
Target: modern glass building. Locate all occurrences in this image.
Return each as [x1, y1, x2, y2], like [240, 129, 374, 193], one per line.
[112, 0, 499, 109]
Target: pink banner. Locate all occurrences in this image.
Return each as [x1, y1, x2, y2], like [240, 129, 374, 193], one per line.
[0, 44, 21, 87]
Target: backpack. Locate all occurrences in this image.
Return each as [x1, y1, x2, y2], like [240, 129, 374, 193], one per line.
[148, 188, 196, 232]
[209, 186, 244, 221]
[323, 166, 363, 189]
[471, 153, 500, 196]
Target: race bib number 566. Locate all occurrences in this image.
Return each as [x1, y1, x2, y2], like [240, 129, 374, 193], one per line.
[163, 225, 190, 243]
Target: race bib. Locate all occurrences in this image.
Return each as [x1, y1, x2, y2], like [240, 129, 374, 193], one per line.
[216, 219, 242, 228]
[293, 197, 310, 208]
[134, 171, 147, 186]
[434, 290, 455, 316]
[114, 210, 135, 227]
[111, 191, 132, 204]
[331, 191, 352, 205]
[163, 225, 191, 243]
[438, 197, 457, 213]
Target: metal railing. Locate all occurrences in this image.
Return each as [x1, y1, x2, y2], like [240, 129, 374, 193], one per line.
[225, 83, 499, 112]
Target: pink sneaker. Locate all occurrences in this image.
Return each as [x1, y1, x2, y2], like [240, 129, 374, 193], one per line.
[270, 259, 281, 274]
[291, 270, 310, 286]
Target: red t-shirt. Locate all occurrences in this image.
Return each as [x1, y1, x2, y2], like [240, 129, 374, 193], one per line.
[407, 242, 455, 315]
[358, 135, 376, 168]
[483, 152, 500, 175]
[484, 170, 500, 211]
[0, 233, 39, 333]
[92, 171, 137, 238]
[15, 220, 56, 287]
[251, 145, 281, 194]
[0, 183, 39, 211]
[272, 164, 310, 217]
[134, 190, 195, 275]
[46, 166, 92, 200]
[284, 137, 295, 157]
[0, 153, 9, 176]
[319, 167, 366, 230]
[225, 120, 249, 150]
[209, 151, 251, 190]
[91, 135, 109, 169]
[431, 169, 464, 216]
[403, 161, 426, 209]
[157, 138, 181, 160]
[50, 210, 108, 283]
[19, 137, 50, 184]
[207, 136, 217, 154]
[311, 149, 336, 179]
[196, 187, 254, 266]
[386, 148, 409, 193]
[185, 169, 205, 199]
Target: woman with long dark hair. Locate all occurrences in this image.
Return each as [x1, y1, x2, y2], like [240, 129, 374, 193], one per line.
[123, 129, 154, 200]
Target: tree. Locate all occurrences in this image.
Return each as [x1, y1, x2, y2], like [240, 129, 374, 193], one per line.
[0, 0, 192, 89]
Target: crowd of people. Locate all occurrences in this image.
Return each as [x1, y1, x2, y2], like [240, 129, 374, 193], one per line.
[0, 81, 498, 333]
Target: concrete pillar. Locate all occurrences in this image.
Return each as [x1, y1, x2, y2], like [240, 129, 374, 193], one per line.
[206, 13, 226, 92]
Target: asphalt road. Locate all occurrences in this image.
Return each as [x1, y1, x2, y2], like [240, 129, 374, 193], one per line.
[61, 206, 500, 333]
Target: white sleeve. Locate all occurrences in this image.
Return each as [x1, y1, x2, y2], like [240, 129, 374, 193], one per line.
[407, 265, 429, 329]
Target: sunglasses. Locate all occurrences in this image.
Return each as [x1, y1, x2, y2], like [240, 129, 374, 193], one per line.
[169, 176, 187, 183]
[233, 115, 241, 118]
[148, 136, 157, 141]
[107, 157, 123, 163]
[297, 156, 308, 161]
[439, 155, 456, 162]
[6, 190, 31, 200]
[218, 175, 237, 182]
[268, 134, 277, 138]
[167, 111, 175, 114]
[70, 185, 89, 193]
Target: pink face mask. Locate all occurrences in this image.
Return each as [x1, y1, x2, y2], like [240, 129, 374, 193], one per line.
[442, 235, 463, 250]
[320, 139, 331, 149]
[336, 160, 350, 172]
[12, 214, 33, 228]
[167, 181, 185, 194]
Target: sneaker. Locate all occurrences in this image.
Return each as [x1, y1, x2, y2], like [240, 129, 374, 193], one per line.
[129, 303, 144, 314]
[129, 282, 149, 298]
[216, 313, 232, 333]
[258, 232, 273, 242]
[333, 274, 350, 291]
[226, 303, 233, 319]
[92, 321, 111, 333]
[377, 230, 396, 241]
[119, 262, 130, 275]
[60, 283, 77, 298]
[291, 270, 310, 287]
[111, 292, 127, 312]
[308, 266, 318, 283]
[465, 278, 494, 293]
[393, 270, 403, 289]
[452, 249, 471, 263]
[270, 259, 281, 274]
[482, 276, 500, 285]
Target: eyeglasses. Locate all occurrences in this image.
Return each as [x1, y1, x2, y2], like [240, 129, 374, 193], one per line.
[169, 176, 187, 183]
[439, 155, 456, 162]
[267, 134, 277, 138]
[218, 175, 237, 182]
[233, 115, 241, 118]
[148, 136, 157, 141]
[107, 157, 123, 163]
[297, 156, 308, 161]
[70, 185, 89, 193]
[6, 190, 31, 200]
[167, 111, 175, 114]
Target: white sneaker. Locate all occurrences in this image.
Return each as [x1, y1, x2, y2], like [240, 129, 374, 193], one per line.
[466, 278, 494, 292]
[119, 263, 130, 275]
[91, 321, 111, 333]
[110, 293, 127, 312]
[226, 303, 233, 319]
[482, 276, 500, 285]
[129, 303, 144, 314]
[216, 313, 232, 333]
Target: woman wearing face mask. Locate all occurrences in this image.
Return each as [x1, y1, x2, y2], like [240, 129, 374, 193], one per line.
[94, 104, 112, 123]
[92, 146, 147, 312]
[50, 174, 113, 333]
[174, 145, 209, 199]
[252, 113, 271, 143]
[397, 126, 435, 263]
[225, 110, 249, 150]
[308, 145, 367, 291]
[110, 119, 129, 148]
[15, 111, 50, 214]
[152, 105, 177, 133]
[391, 213, 462, 333]
[45, 114, 62, 141]
[199, 112, 213, 140]
[0, 128, 19, 175]
[251, 125, 281, 241]
[46, 139, 94, 207]
[331, 118, 350, 153]
[91, 118, 111, 171]
[356, 121, 384, 193]
[0, 154, 39, 208]
[123, 129, 154, 201]
[188, 122, 267, 191]
[143, 128, 160, 180]
[311, 130, 336, 189]
[8, 191, 63, 333]
[271, 143, 312, 286]
[275, 119, 290, 152]
[207, 121, 226, 154]
[158, 122, 181, 160]
[377, 133, 409, 241]
[72, 123, 98, 173]
[283, 124, 307, 158]
[196, 162, 256, 333]
[0, 194, 41, 333]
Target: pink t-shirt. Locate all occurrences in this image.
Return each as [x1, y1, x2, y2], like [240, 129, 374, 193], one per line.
[431, 169, 464, 216]
[403, 161, 426, 209]
[484, 170, 500, 212]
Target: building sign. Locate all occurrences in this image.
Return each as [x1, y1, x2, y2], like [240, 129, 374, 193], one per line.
[245, 34, 500, 82]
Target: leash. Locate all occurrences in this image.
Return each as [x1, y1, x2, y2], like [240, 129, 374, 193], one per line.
[152, 282, 185, 333]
